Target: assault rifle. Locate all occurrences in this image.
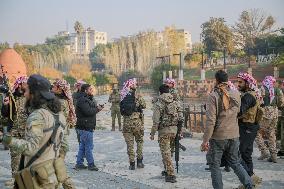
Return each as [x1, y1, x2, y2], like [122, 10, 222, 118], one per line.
[175, 120, 183, 173]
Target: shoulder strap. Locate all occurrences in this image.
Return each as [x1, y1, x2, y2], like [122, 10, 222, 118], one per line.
[24, 114, 62, 169]
[214, 89, 223, 128]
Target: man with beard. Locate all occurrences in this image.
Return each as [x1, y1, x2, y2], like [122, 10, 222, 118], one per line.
[52, 79, 76, 189]
[1, 74, 67, 188]
[237, 72, 262, 186]
[1, 76, 28, 187]
[201, 70, 252, 189]
[75, 84, 103, 171]
[120, 78, 146, 170]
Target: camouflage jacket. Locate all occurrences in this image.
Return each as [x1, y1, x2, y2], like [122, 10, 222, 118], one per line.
[1, 95, 28, 138]
[108, 92, 120, 108]
[169, 88, 180, 102]
[9, 107, 67, 167]
[123, 95, 146, 127]
[151, 93, 183, 137]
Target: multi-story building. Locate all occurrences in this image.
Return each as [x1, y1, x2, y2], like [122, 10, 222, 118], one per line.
[57, 27, 107, 55]
[176, 29, 192, 52]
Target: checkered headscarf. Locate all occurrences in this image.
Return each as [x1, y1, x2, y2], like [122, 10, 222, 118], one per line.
[262, 76, 276, 103]
[237, 72, 261, 100]
[120, 78, 137, 101]
[164, 78, 176, 87]
[53, 79, 76, 125]
[12, 76, 28, 93]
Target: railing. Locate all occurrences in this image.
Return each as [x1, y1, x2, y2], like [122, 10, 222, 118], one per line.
[183, 103, 206, 133]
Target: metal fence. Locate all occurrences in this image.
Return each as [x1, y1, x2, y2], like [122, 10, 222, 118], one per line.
[183, 103, 206, 133]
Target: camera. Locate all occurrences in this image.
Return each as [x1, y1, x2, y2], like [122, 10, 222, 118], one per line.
[0, 83, 9, 94]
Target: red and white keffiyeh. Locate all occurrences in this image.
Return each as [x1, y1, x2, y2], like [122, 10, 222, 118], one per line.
[237, 72, 261, 99]
[53, 79, 77, 125]
[262, 76, 276, 103]
[164, 78, 176, 87]
[74, 80, 86, 89]
[12, 76, 28, 93]
[120, 78, 137, 101]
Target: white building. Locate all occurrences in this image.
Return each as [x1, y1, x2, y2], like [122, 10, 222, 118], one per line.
[58, 28, 107, 55]
[176, 29, 192, 52]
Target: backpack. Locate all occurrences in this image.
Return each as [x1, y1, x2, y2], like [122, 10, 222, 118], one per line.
[120, 94, 136, 116]
[160, 100, 179, 127]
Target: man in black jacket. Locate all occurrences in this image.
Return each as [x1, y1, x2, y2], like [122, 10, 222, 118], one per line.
[75, 84, 103, 171]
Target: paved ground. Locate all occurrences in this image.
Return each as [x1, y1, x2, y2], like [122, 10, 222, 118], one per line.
[0, 94, 284, 189]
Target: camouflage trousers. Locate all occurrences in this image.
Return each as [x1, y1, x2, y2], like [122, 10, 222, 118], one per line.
[158, 133, 176, 176]
[255, 117, 278, 154]
[123, 126, 144, 163]
[10, 148, 21, 178]
[111, 107, 121, 130]
[280, 117, 284, 151]
[58, 141, 75, 189]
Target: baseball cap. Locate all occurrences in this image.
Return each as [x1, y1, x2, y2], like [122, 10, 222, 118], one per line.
[28, 74, 55, 100]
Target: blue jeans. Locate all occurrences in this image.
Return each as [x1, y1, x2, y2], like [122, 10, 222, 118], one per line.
[207, 138, 253, 189]
[76, 130, 94, 167]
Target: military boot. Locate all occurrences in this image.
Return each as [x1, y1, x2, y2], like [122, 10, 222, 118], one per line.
[268, 153, 277, 163]
[251, 174, 262, 186]
[119, 125, 122, 131]
[129, 162, 135, 170]
[277, 150, 284, 156]
[257, 151, 269, 160]
[137, 158, 144, 168]
[165, 175, 177, 183]
[111, 126, 115, 131]
[161, 170, 168, 176]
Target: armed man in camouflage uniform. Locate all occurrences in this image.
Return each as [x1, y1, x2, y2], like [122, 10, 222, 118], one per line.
[52, 79, 76, 189]
[0, 74, 68, 189]
[255, 76, 284, 163]
[151, 84, 183, 183]
[277, 81, 284, 156]
[1, 76, 28, 187]
[120, 78, 146, 170]
[164, 78, 180, 101]
[108, 88, 121, 131]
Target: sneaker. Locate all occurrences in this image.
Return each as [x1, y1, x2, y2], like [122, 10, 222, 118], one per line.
[75, 164, 87, 170]
[165, 175, 177, 183]
[205, 167, 210, 171]
[88, 165, 99, 171]
[224, 166, 231, 172]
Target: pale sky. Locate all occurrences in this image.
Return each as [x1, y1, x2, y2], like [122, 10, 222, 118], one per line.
[0, 0, 283, 45]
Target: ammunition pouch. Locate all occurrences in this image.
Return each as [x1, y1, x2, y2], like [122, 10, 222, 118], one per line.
[15, 159, 56, 189]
